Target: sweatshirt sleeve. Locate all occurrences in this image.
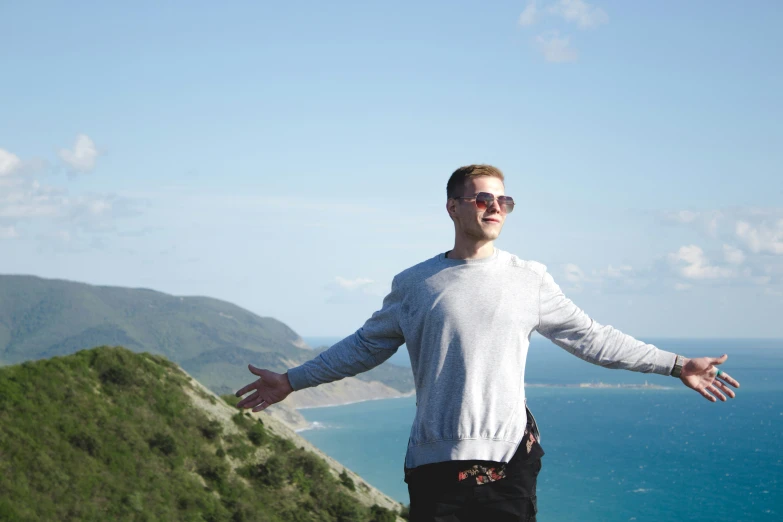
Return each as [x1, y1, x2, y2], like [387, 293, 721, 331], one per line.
[287, 276, 406, 391]
[535, 270, 676, 376]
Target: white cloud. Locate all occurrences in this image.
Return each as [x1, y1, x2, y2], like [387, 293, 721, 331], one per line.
[0, 225, 17, 239]
[660, 209, 723, 232]
[326, 275, 389, 305]
[668, 245, 735, 280]
[334, 276, 375, 290]
[602, 264, 633, 278]
[661, 208, 783, 244]
[536, 32, 578, 63]
[736, 219, 783, 255]
[706, 213, 721, 238]
[564, 263, 585, 283]
[519, 1, 538, 27]
[667, 210, 699, 224]
[0, 146, 137, 249]
[549, 0, 608, 28]
[0, 149, 22, 177]
[751, 274, 772, 285]
[59, 134, 99, 173]
[0, 181, 63, 219]
[723, 244, 745, 265]
[674, 282, 692, 291]
[88, 199, 112, 216]
[597, 264, 649, 290]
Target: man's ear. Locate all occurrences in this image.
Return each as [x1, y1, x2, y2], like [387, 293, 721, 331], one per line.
[446, 198, 456, 216]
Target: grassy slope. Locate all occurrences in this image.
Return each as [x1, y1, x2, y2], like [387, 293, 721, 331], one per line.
[0, 347, 402, 522]
[0, 275, 414, 396]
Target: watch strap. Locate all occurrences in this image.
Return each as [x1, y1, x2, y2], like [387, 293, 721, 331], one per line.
[670, 354, 685, 378]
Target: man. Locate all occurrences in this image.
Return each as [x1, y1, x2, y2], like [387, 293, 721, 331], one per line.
[236, 164, 740, 521]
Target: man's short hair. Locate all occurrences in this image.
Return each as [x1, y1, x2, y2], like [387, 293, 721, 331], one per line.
[446, 164, 505, 199]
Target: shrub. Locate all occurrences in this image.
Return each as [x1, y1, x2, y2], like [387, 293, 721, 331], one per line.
[370, 504, 397, 522]
[239, 456, 286, 488]
[226, 441, 254, 460]
[247, 423, 268, 446]
[148, 432, 177, 456]
[339, 469, 355, 491]
[69, 432, 99, 456]
[221, 394, 241, 408]
[99, 366, 133, 386]
[231, 412, 252, 430]
[324, 491, 363, 522]
[200, 419, 223, 440]
[197, 457, 229, 488]
[271, 436, 295, 453]
[289, 450, 330, 482]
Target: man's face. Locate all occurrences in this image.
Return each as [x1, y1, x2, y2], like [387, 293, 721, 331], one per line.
[447, 176, 508, 242]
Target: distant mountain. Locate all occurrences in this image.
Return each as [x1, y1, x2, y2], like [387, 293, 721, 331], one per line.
[0, 346, 405, 520]
[0, 275, 414, 412]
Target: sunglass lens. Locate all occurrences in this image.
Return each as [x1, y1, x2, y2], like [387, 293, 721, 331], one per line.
[475, 192, 493, 210]
[499, 196, 514, 213]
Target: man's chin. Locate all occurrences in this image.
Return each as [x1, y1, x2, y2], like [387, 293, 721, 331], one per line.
[476, 230, 501, 241]
[481, 225, 502, 240]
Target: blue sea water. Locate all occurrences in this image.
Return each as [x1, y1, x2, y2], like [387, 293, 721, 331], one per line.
[298, 338, 783, 521]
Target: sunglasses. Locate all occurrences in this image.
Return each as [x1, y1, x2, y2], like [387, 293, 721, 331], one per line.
[453, 192, 515, 214]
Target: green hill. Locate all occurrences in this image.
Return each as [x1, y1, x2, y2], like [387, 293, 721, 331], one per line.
[0, 275, 413, 398]
[0, 347, 405, 521]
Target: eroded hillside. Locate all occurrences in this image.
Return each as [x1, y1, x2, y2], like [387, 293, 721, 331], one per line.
[0, 346, 406, 521]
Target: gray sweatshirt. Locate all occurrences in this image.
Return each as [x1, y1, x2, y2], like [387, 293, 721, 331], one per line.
[287, 249, 677, 469]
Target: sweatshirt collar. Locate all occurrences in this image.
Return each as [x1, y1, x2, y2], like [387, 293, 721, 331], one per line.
[439, 248, 499, 266]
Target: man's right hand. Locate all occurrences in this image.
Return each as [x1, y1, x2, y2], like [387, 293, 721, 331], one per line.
[235, 365, 294, 412]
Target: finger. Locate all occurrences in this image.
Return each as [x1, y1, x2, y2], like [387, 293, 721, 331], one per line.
[248, 364, 271, 378]
[707, 384, 727, 402]
[711, 354, 728, 366]
[243, 395, 267, 411]
[236, 390, 260, 409]
[713, 380, 736, 399]
[697, 386, 717, 402]
[252, 399, 270, 412]
[718, 372, 740, 388]
[235, 380, 259, 398]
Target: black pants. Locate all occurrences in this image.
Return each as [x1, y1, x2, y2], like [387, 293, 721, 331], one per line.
[405, 416, 544, 522]
[406, 458, 542, 521]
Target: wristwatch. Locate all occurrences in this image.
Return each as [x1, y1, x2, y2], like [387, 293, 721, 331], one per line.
[670, 354, 685, 378]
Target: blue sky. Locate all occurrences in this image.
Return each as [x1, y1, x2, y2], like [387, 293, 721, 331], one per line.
[1, 1, 782, 338]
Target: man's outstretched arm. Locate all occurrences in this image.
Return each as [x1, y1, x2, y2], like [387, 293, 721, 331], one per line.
[235, 276, 406, 412]
[536, 270, 740, 402]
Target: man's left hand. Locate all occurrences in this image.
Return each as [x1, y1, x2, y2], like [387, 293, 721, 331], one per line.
[680, 354, 740, 402]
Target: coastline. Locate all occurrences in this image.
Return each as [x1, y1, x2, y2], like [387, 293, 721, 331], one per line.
[295, 390, 416, 411]
[294, 391, 415, 432]
[292, 382, 673, 432]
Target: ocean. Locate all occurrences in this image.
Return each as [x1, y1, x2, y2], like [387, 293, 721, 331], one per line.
[299, 338, 783, 521]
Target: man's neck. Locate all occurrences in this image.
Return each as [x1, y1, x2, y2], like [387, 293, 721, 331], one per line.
[446, 241, 495, 260]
